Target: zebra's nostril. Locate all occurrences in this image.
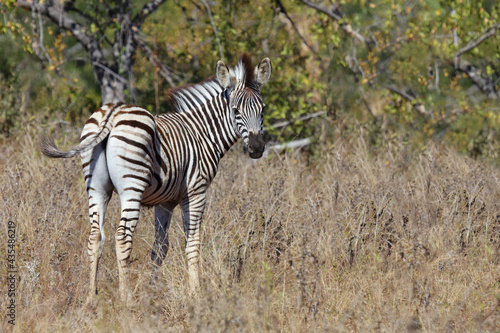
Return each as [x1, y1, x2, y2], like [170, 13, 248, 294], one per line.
[247, 132, 265, 159]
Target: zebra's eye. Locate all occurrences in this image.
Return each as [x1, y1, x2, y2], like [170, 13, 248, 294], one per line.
[233, 108, 240, 116]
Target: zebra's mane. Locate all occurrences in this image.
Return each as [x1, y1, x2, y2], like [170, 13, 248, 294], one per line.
[230, 53, 255, 88]
[165, 76, 224, 113]
[166, 54, 256, 113]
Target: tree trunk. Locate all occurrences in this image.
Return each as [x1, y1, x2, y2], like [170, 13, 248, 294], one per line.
[101, 71, 126, 104]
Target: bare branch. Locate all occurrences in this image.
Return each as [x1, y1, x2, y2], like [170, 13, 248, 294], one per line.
[434, 61, 439, 92]
[344, 49, 364, 82]
[268, 138, 312, 153]
[274, 0, 317, 56]
[117, 1, 168, 101]
[30, 6, 47, 69]
[299, 0, 365, 44]
[63, 2, 100, 26]
[361, 96, 376, 119]
[133, 0, 166, 28]
[451, 9, 460, 47]
[201, 0, 224, 61]
[91, 62, 128, 84]
[267, 111, 326, 130]
[387, 86, 430, 116]
[456, 61, 498, 98]
[454, 23, 500, 68]
[453, 23, 500, 99]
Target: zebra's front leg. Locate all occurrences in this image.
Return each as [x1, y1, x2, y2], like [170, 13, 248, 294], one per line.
[115, 196, 142, 304]
[181, 192, 207, 294]
[150, 203, 175, 284]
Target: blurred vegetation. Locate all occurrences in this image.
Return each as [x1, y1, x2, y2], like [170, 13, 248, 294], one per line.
[0, 0, 499, 160]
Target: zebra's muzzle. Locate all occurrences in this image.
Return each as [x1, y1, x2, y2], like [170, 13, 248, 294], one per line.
[247, 132, 265, 159]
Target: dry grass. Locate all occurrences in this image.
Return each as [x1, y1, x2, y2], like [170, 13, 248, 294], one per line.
[1, 129, 499, 332]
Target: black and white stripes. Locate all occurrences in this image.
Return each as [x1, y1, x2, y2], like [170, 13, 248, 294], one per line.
[41, 54, 272, 303]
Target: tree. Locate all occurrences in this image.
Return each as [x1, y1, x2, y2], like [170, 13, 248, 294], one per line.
[14, 0, 172, 104]
[3, 0, 498, 156]
[288, 0, 499, 155]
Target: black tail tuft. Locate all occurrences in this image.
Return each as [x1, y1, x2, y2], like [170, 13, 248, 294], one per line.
[40, 137, 78, 158]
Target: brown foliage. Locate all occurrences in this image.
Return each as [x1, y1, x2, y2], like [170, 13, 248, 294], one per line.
[0, 132, 499, 331]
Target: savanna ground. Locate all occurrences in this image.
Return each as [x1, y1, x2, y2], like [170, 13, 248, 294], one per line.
[1, 125, 499, 332]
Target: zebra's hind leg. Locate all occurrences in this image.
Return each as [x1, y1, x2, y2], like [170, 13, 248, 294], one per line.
[181, 192, 207, 295]
[82, 144, 113, 307]
[150, 203, 176, 284]
[86, 192, 111, 306]
[115, 194, 143, 304]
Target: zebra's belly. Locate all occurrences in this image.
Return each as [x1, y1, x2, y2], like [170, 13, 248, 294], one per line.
[140, 174, 185, 206]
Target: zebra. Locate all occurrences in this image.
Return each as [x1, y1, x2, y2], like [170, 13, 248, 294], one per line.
[41, 53, 271, 303]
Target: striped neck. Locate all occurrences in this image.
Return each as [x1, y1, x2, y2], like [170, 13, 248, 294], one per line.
[166, 79, 240, 159]
[191, 90, 240, 160]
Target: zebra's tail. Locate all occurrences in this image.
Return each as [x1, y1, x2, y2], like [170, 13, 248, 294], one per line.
[40, 135, 108, 158]
[41, 104, 119, 159]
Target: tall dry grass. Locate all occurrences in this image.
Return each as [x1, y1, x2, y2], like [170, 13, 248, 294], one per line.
[0, 129, 499, 332]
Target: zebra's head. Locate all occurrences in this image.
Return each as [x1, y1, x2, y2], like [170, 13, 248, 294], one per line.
[216, 54, 271, 159]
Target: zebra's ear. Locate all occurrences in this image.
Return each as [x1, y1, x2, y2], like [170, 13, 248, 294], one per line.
[255, 58, 271, 87]
[216, 60, 234, 89]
